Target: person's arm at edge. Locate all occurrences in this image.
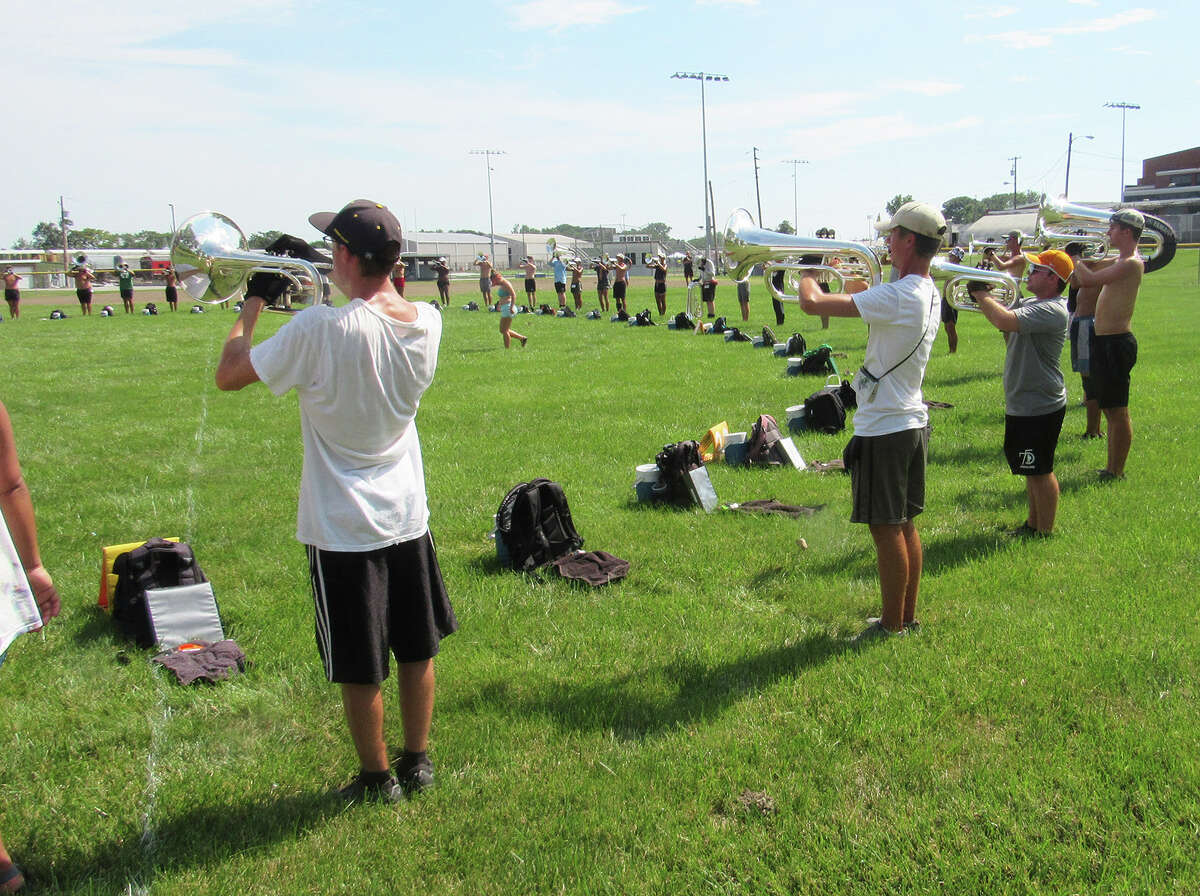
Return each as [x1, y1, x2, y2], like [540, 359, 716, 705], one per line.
[215, 295, 269, 391]
[0, 401, 59, 624]
[976, 292, 1020, 333]
[798, 274, 862, 318]
[1071, 255, 1139, 288]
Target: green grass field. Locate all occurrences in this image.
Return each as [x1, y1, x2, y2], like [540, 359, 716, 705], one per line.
[2, 257, 1199, 894]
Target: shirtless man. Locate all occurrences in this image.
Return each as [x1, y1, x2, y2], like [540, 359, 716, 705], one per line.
[648, 254, 668, 315]
[592, 257, 610, 313]
[430, 257, 451, 306]
[3, 267, 20, 319]
[520, 256, 537, 305]
[984, 231, 1028, 291]
[612, 254, 630, 315]
[475, 254, 493, 307]
[1069, 209, 1145, 480]
[1064, 243, 1102, 438]
[682, 252, 694, 288]
[70, 264, 96, 315]
[569, 259, 584, 310]
[163, 267, 179, 311]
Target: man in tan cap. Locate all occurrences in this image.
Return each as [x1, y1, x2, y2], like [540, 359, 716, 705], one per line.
[975, 249, 1073, 536]
[1069, 208, 1144, 480]
[797, 200, 945, 640]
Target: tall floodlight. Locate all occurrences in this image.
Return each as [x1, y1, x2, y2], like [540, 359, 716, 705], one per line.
[1065, 133, 1093, 198]
[671, 72, 729, 262]
[1104, 101, 1140, 202]
[783, 159, 809, 232]
[168, 203, 176, 237]
[1008, 156, 1021, 208]
[470, 149, 506, 263]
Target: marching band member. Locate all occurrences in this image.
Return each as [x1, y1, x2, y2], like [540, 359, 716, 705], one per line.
[941, 247, 965, 353]
[592, 255, 611, 313]
[70, 262, 95, 315]
[475, 253, 493, 307]
[551, 253, 568, 309]
[4, 267, 21, 319]
[696, 254, 716, 318]
[984, 230, 1028, 287]
[520, 255, 537, 305]
[612, 254, 630, 315]
[648, 254, 668, 315]
[796, 201, 946, 639]
[1062, 243, 1102, 439]
[975, 250, 1073, 537]
[429, 257, 451, 306]
[569, 258, 584, 310]
[491, 270, 528, 349]
[1069, 209, 1145, 481]
[682, 251, 694, 288]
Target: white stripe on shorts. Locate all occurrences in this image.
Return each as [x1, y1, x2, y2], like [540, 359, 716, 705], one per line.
[307, 545, 334, 681]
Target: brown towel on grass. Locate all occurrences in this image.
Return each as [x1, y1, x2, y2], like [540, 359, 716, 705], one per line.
[153, 640, 247, 685]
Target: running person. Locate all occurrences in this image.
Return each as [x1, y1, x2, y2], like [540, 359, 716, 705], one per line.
[491, 270, 528, 348]
[3, 268, 20, 319]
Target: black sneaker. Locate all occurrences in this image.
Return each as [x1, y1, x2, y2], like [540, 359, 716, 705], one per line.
[394, 752, 435, 796]
[338, 770, 404, 805]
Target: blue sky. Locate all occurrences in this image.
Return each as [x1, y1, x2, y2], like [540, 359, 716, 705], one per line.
[1, 0, 1192, 247]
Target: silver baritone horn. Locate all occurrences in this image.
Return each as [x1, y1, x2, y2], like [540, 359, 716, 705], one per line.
[929, 257, 1020, 312]
[171, 212, 328, 305]
[1036, 196, 1177, 273]
[723, 208, 883, 302]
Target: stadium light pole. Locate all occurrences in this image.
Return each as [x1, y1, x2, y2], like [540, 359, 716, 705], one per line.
[672, 72, 729, 262]
[168, 203, 176, 238]
[1064, 133, 1093, 198]
[1104, 101, 1140, 202]
[470, 149, 505, 264]
[783, 159, 808, 233]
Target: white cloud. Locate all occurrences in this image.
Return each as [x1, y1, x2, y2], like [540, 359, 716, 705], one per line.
[895, 81, 964, 97]
[509, 0, 645, 30]
[965, 5, 1018, 19]
[969, 6, 1159, 49]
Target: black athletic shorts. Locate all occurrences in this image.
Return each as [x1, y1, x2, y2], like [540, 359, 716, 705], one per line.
[596, 274, 609, 290]
[940, 296, 958, 325]
[1004, 406, 1066, 476]
[654, 281, 666, 295]
[701, 283, 716, 303]
[554, 281, 566, 295]
[1091, 332, 1137, 409]
[525, 277, 536, 293]
[613, 281, 627, 300]
[4, 289, 17, 303]
[845, 426, 928, 525]
[307, 531, 458, 684]
[76, 288, 92, 305]
[120, 288, 134, 300]
[570, 282, 582, 297]
[165, 286, 178, 302]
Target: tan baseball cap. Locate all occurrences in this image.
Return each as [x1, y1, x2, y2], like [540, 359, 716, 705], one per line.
[874, 201, 947, 240]
[1111, 208, 1145, 230]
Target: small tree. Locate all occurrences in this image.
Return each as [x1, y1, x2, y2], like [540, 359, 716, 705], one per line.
[885, 194, 914, 215]
[248, 230, 284, 250]
[776, 220, 796, 235]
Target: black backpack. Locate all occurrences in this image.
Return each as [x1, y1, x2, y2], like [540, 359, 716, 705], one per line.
[496, 479, 584, 572]
[800, 344, 838, 375]
[804, 387, 847, 434]
[711, 316, 727, 333]
[634, 309, 655, 326]
[762, 326, 777, 345]
[616, 308, 630, 321]
[673, 312, 694, 330]
[786, 333, 807, 356]
[727, 327, 752, 342]
[539, 303, 554, 315]
[111, 538, 209, 647]
[653, 441, 703, 505]
[746, 414, 784, 464]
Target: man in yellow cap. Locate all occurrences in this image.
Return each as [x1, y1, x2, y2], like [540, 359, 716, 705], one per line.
[1069, 209, 1145, 480]
[797, 200, 946, 640]
[975, 249, 1072, 536]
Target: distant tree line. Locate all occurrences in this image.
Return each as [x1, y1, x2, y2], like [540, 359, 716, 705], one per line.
[882, 192, 1044, 225]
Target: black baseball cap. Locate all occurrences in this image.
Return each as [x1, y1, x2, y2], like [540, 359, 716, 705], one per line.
[309, 199, 403, 255]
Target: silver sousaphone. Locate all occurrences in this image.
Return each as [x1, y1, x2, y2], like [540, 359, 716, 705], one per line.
[170, 211, 329, 305]
[1035, 196, 1177, 273]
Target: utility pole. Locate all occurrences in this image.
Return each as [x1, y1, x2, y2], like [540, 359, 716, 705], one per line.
[1104, 101, 1140, 202]
[59, 196, 70, 272]
[1065, 133, 1093, 198]
[783, 159, 808, 232]
[469, 149, 505, 265]
[1008, 156, 1021, 208]
[752, 147, 763, 225]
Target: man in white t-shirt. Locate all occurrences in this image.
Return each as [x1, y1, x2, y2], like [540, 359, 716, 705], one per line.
[798, 201, 945, 640]
[215, 199, 457, 804]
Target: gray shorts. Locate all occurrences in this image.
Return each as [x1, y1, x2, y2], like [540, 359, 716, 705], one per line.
[479, 276, 490, 294]
[845, 426, 929, 525]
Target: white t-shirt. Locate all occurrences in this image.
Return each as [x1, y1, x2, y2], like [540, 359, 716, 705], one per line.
[850, 274, 940, 437]
[250, 300, 442, 551]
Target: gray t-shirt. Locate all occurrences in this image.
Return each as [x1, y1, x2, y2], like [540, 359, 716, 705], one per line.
[1003, 296, 1069, 416]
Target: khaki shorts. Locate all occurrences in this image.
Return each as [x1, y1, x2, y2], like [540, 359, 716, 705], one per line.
[845, 426, 929, 525]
